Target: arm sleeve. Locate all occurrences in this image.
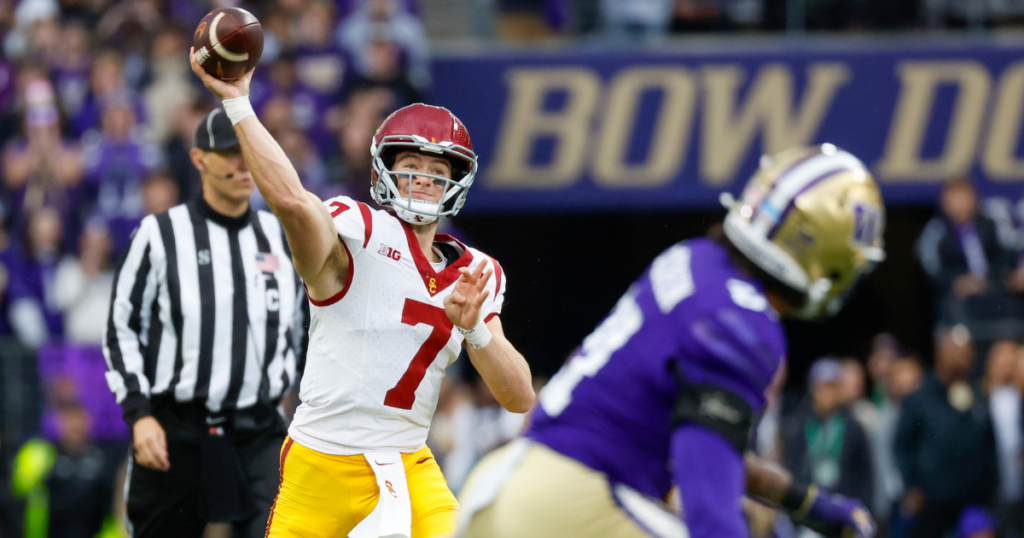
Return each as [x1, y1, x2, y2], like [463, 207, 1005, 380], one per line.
[102, 216, 161, 425]
[671, 425, 750, 538]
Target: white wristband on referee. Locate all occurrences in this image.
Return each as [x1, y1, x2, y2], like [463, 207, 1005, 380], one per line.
[457, 319, 493, 349]
[222, 95, 255, 125]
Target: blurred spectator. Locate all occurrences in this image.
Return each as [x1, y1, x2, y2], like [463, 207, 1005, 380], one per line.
[94, 0, 162, 55]
[781, 357, 874, 516]
[45, 402, 115, 538]
[140, 170, 180, 215]
[337, 0, 431, 90]
[868, 333, 903, 405]
[2, 0, 59, 59]
[601, 0, 673, 39]
[277, 127, 327, 191]
[3, 76, 84, 223]
[896, 325, 999, 538]
[50, 22, 92, 124]
[142, 25, 194, 144]
[872, 356, 923, 533]
[11, 402, 115, 538]
[426, 376, 467, 470]
[338, 34, 422, 107]
[917, 177, 1021, 342]
[163, 97, 209, 203]
[8, 207, 65, 349]
[983, 339, 1023, 535]
[669, 0, 738, 33]
[325, 85, 395, 199]
[293, 1, 345, 98]
[957, 506, 996, 538]
[82, 98, 161, 251]
[52, 220, 113, 346]
[72, 50, 144, 138]
[249, 54, 333, 154]
[442, 369, 526, 495]
[839, 357, 874, 430]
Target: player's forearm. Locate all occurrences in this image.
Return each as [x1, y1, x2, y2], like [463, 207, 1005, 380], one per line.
[744, 452, 793, 506]
[233, 116, 311, 219]
[467, 334, 535, 413]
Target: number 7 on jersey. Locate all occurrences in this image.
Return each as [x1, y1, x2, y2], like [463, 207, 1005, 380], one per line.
[383, 299, 454, 410]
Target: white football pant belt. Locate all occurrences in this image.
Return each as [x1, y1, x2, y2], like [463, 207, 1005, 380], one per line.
[348, 451, 412, 538]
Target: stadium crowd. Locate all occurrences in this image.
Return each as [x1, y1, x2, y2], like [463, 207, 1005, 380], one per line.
[0, 0, 1021, 537]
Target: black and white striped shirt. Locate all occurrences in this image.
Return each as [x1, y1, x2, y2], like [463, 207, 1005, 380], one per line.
[103, 198, 303, 423]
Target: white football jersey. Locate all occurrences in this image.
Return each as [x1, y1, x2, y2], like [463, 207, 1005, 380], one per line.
[288, 196, 507, 455]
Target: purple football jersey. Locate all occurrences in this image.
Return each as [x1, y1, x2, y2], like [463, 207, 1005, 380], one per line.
[527, 238, 786, 499]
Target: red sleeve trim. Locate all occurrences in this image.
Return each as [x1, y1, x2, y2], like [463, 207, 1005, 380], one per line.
[484, 312, 499, 323]
[489, 256, 504, 295]
[357, 202, 373, 249]
[306, 238, 355, 307]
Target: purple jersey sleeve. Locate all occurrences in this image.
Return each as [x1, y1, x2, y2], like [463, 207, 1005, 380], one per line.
[672, 425, 749, 538]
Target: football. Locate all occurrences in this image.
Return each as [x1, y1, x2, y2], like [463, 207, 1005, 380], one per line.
[193, 7, 264, 81]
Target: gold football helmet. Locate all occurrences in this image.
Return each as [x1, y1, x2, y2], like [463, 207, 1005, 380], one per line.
[722, 144, 886, 319]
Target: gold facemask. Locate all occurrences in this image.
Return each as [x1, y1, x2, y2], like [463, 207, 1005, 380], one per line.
[722, 144, 886, 319]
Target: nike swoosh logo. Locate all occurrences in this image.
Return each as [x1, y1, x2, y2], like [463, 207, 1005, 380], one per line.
[374, 461, 394, 466]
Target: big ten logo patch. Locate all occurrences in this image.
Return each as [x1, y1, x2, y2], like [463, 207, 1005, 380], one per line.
[378, 243, 402, 261]
[197, 249, 212, 265]
[385, 480, 398, 498]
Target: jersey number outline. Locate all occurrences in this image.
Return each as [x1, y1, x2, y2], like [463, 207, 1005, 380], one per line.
[539, 289, 644, 416]
[383, 299, 454, 410]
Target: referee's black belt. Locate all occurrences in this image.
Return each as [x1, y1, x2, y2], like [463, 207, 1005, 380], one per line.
[149, 396, 284, 442]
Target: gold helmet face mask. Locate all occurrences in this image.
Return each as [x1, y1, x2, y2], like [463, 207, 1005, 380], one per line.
[722, 145, 886, 320]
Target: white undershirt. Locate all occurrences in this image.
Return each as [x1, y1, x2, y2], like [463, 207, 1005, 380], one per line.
[429, 246, 447, 272]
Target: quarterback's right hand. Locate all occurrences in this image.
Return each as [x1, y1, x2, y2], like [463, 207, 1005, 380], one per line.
[794, 488, 875, 538]
[188, 47, 252, 101]
[133, 416, 170, 471]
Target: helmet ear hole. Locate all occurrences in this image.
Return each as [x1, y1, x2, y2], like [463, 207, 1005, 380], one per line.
[829, 270, 842, 281]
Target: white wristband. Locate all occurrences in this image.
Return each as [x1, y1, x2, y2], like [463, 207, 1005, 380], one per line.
[457, 319, 493, 349]
[222, 95, 255, 125]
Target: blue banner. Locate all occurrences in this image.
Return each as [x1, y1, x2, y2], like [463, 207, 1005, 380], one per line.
[429, 38, 1024, 213]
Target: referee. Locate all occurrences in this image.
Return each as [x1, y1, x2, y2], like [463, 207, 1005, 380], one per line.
[103, 108, 304, 538]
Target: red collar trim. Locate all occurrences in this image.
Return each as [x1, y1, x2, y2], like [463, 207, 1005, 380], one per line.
[400, 221, 473, 296]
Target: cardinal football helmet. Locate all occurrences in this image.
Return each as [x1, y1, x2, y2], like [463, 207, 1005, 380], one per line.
[722, 144, 886, 319]
[370, 104, 478, 225]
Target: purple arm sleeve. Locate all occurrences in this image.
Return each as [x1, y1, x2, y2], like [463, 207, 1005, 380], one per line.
[671, 425, 749, 538]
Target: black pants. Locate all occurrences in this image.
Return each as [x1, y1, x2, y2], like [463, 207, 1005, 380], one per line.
[125, 401, 285, 538]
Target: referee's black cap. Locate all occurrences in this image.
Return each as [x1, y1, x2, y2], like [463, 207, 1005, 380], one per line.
[194, 108, 240, 152]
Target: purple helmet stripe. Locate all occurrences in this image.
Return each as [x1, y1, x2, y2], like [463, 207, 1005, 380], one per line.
[749, 150, 821, 223]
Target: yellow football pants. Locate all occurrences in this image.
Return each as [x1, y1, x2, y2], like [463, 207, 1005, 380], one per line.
[265, 438, 458, 538]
